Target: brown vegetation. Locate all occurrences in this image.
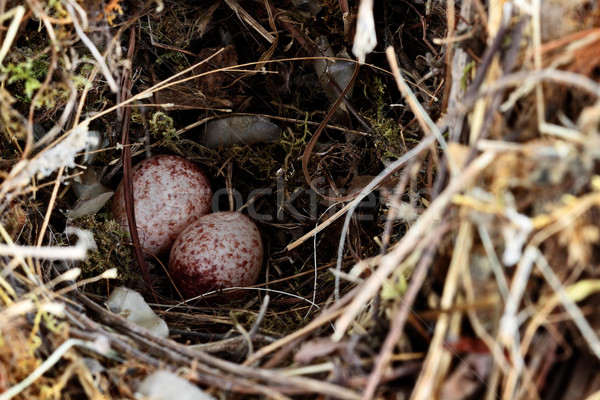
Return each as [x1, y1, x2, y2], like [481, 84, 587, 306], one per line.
[1, 0, 600, 399]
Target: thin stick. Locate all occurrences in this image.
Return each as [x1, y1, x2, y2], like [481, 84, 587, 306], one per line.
[0, 339, 113, 400]
[224, 0, 274, 43]
[66, 2, 117, 92]
[35, 166, 64, 250]
[333, 151, 495, 341]
[361, 222, 449, 399]
[243, 288, 357, 366]
[411, 221, 473, 400]
[386, 47, 458, 175]
[533, 248, 600, 358]
[0, 228, 95, 260]
[0, 6, 25, 67]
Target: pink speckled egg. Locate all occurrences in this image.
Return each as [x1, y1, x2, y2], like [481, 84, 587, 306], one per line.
[169, 212, 263, 299]
[112, 155, 212, 257]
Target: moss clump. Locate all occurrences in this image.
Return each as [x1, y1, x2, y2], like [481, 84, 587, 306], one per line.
[73, 214, 135, 293]
[149, 111, 177, 141]
[364, 76, 406, 159]
[1, 54, 49, 100]
[154, 50, 189, 72]
[1, 48, 91, 110]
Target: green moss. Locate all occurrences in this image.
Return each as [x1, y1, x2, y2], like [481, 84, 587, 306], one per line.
[78, 58, 96, 77]
[155, 50, 189, 71]
[212, 144, 280, 178]
[281, 114, 310, 153]
[148, 111, 187, 155]
[1, 48, 92, 109]
[1, 56, 48, 99]
[364, 76, 406, 159]
[40, 310, 65, 334]
[139, 2, 211, 55]
[73, 214, 136, 294]
[461, 61, 476, 91]
[47, 0, 68, 19]
[177, 137, 282, 179]
[150, 111, 177, 140]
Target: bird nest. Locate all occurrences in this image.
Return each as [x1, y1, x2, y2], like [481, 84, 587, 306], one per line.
[1, 1, 600, 399]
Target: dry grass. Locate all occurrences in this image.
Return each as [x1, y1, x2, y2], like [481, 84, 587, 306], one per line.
[1, 0, 600, 399]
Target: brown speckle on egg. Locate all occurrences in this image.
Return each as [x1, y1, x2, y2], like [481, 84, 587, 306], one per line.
[112, 155, 212, 257]
[169, 211, 263, 299]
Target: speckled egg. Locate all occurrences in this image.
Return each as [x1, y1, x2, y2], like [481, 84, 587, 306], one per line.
[112, 155, 212, 257]
[169, 212, 263, 299]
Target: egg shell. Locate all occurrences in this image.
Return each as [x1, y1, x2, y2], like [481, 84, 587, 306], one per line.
[169, 211, 263, 299]
[112, 155, 212, 257]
